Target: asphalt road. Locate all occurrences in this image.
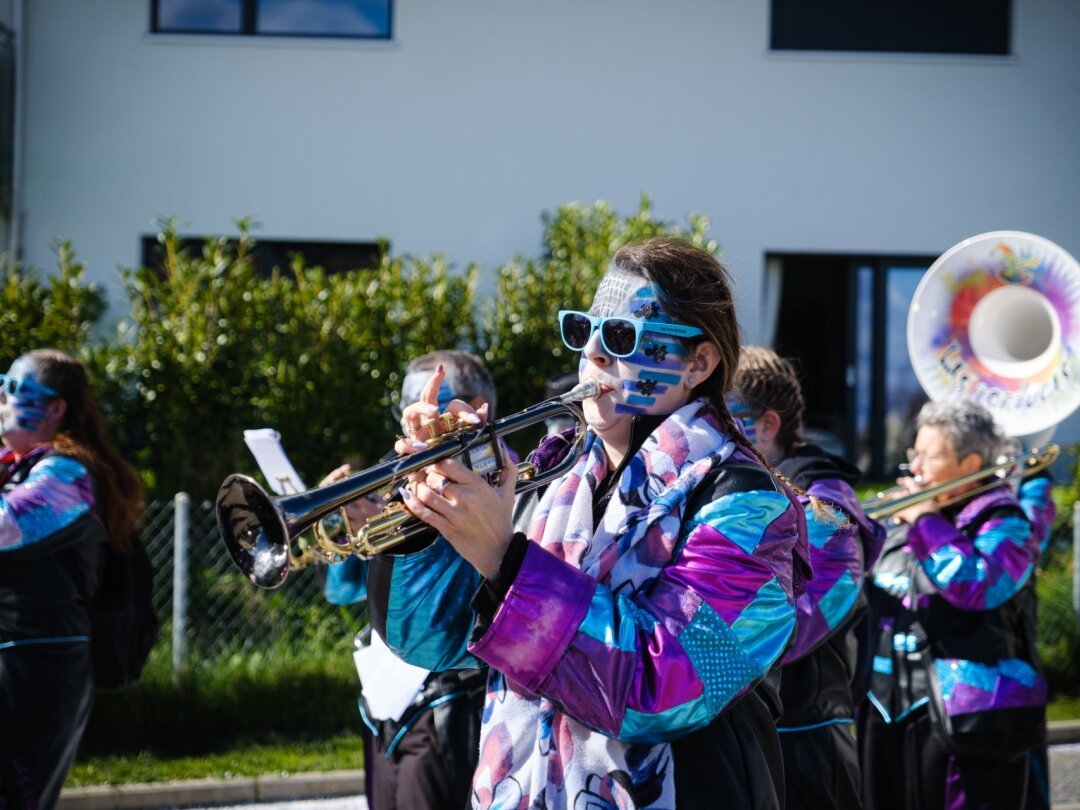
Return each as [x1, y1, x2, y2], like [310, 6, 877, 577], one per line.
[198, 800, 366, 810]
[1052, 743, 1080, 809]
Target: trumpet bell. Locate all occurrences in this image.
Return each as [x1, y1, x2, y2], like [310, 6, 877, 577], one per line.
[907, 230, 1080, 438]
[217, 473, 291, 588]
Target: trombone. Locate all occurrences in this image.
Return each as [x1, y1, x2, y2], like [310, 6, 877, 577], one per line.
[862, 444, 1060, 522]
[216, 381, 599, 589]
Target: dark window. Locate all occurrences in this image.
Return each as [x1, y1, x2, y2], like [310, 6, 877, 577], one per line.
[771, 252, 935, 480]
[152, 0, 393, 39]
[140, 236, 382, 279]
[770, 0, 1011, 55]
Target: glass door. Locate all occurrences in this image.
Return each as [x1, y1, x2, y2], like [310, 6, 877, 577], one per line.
[848, 262, 932, 479]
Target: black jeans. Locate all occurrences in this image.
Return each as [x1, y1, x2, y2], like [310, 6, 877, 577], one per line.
[858, 704, 1028, 810]
[0, 643, 94, 810]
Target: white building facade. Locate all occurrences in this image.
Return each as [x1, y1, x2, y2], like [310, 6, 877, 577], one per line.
[3, 0, 1079, 474]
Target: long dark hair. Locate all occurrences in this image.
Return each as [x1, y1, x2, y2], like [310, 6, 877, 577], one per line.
[29, 349, 144, 552]
[610, 239, 820, 504]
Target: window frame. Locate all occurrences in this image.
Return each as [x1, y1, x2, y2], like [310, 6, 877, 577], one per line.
[150, 0, 394, 41]
[769, 0, 1012, 57]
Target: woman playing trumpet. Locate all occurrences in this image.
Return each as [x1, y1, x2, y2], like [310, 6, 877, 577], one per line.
[859, 400, 1050, 810]
[367, 238, 811, 809]
[731, 345, 885, 810]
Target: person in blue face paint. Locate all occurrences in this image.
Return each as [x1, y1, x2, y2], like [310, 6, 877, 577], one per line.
[321, 350, 499, 810]
[0, 349, 143, 809]
[731, 345, 885, 810]
[370, 239, 813, 810]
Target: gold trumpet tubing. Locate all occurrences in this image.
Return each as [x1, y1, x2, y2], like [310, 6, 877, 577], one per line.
[311, 506, 360, 561]
[862, 445, 1060, 521]
[349, 459, 545, 557]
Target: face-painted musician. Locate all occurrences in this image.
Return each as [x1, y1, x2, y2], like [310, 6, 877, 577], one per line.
[730, 345, 885, 810]
[321, 349, 497, 810]
[859, 399, 1051, 810]
[0, 349, 143, 809]
[367, 237, 812, 809]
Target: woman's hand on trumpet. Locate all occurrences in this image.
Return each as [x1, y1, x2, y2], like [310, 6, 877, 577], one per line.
[891, 474, 939, 525]
[392, 364, 515, 578]
[394, 363, 489, 451]
[402, 456, 517, 579]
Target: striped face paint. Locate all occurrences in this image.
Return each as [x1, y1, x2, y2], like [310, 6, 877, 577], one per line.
[0, 356, 57, 435]
[582, 268, 698, 416]
[728, 400, 760, 444]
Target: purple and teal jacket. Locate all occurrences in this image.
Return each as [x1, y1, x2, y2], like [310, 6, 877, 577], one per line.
[369, 406, 809, 808]
[866, 484, 1048, 732]
[0, 445, 104, 647]
[774, 445, 885, 731]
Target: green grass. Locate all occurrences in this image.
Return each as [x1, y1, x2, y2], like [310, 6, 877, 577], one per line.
[66, 733, 364, 787]
[1048, 694, 1080, 723]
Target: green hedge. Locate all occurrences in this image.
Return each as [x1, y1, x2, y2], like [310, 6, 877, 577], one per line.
[3, 197, 708, 500]
[0, 241, 106, 364]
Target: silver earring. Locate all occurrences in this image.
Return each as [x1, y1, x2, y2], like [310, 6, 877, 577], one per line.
[686, 376, 694, 388]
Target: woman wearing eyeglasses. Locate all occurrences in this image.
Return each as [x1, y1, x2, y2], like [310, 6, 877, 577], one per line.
[858, 400, 1049, 810]
[730, 345, 885, 810]
[367, 238, 811, 809]
[0, 349, 143, 809]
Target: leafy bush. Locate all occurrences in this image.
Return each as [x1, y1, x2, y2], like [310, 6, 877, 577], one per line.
[103, 219, 478, 498]
[0, 242, 107, 370]
[80, 640, 361, 756]
[76, 196, 715, 499]
[1036, 550, 1079, 695]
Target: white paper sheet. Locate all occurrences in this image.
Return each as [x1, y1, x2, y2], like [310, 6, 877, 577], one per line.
[243, 428, 307, 495]
[353, 629, 429, 721]
[243, 428, 431, 721]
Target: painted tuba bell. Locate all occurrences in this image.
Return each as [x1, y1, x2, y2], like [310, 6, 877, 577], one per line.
[907, 230, 1080, 445]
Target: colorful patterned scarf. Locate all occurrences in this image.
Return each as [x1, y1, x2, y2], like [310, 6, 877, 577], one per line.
[476, 399, 736, 809]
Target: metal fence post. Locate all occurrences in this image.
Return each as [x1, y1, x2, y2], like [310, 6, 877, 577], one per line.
[173, 492, 190, 682]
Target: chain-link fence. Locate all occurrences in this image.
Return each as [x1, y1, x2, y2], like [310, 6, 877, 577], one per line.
[141, 494, 1080, 682]
[143, 495, 362, 673]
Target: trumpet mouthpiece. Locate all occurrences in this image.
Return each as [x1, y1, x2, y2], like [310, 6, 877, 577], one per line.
[563, 381, 601, 402]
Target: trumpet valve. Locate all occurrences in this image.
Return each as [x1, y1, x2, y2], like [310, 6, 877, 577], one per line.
[353, 501, 412, 557]
[401, 412, 476, 445]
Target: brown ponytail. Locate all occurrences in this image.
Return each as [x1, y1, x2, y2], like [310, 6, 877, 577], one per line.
[30, 349, 144, 552]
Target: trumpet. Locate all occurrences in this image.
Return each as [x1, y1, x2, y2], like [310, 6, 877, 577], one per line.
[216, 381, 599, 589]
[862, 444, 1060, 521]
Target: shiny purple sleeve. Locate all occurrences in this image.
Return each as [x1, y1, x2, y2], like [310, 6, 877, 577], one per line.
[906, 508, 1039, 611]
[468, 488, 802, 744]
[781, 478, 879, 664]
[0, 455, 95, 550]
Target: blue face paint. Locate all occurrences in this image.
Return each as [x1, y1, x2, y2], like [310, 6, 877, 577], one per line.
[0, 358, 57, 434]
[435, 382, 455, 410]
[586, 269, 698, 417]
[727, 399, 759, 444]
